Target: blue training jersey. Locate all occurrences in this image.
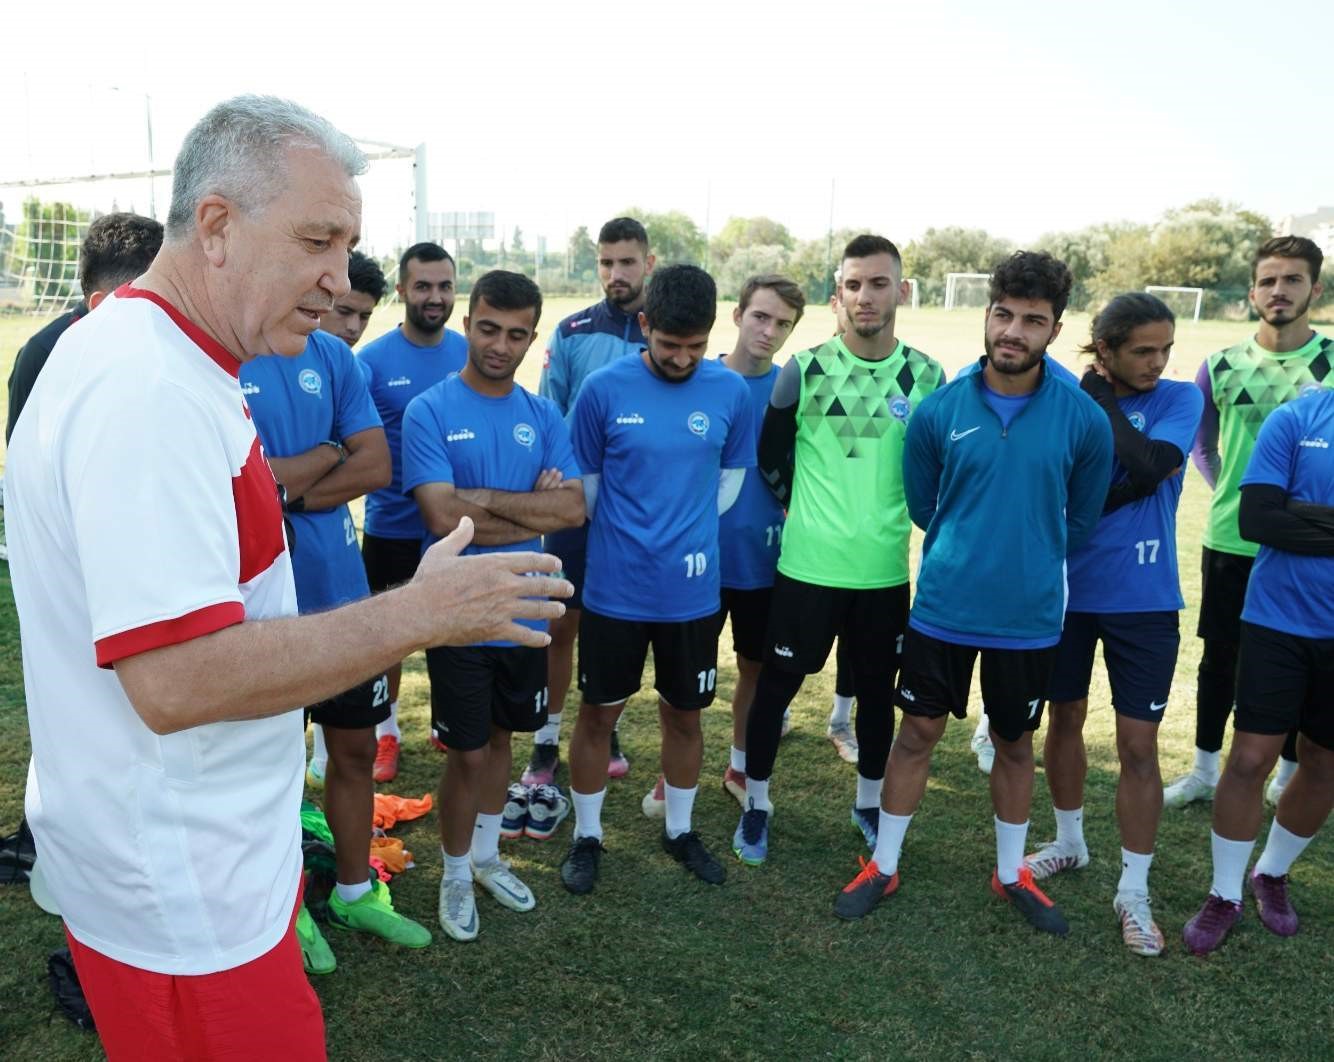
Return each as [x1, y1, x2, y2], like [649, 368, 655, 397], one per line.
[401, 374, 580, 646]
[572, 354, 755, 622]
[1241, 389, 1334, 638]
[357, 325, 467, 539]
[539, 298, 645, 419]
[718, 360, 784, 590]
[240, 331, 382, 612]
[1067, 380, 1203, 614]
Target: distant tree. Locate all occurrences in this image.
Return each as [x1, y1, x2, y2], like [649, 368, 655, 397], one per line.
[717, 245, 792, 301]
[1036, 222, 1146, 312]
[567, 225, 597, 277]
[511, 226, 525, 253]
[788, 228, 862, 303]
[710, 216, 795, 270]
[901, 227, 1014, 305]
[622, 207, 707, 266]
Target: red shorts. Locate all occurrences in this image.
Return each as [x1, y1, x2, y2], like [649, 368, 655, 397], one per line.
[64, 892, 325, 1061]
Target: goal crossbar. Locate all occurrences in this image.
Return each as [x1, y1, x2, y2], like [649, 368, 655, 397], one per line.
[944, 272, 990, 310]
[1145, 285, 1204, 323]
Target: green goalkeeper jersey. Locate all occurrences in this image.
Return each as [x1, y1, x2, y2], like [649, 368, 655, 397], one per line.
[777, 336, 944, 589]
[1202, 331, 1333, 556]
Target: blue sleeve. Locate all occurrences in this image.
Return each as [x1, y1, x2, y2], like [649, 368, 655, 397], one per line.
[1241, 405, 1299, 491]
[903, 397, 942, 530]
[570, 379, 604, 475]
[1149, 384, 1204, 457]
[1066, 407, 1115, 551]
[721, 379, 756, 469]
[539, 325, 571, 415]
[332, 342, 382, 439]
[401, 396, 454, 494]
[541, 401, 582, 480]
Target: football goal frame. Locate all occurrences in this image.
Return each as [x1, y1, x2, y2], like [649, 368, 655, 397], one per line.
[1145, 285, 1204, 323]
[944, 272, 990, 310]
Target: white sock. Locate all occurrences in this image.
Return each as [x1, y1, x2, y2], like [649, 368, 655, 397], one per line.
[745, 777, 772, 813]
[375, 701, 401, 741]
[1117, 848, 1152, 895]
[471, 812, 502, 867]
[995, 817, 1030, 885]
[334, 877, 372, 903]
[1194, 747, 1220, 784]
[664, 782, 698, 840]
[443, 851, 472, 882]
[730, 746, 746, 773]
[830, 694, 853, 729]
[871, 811, 912, 876]
[1253, 819, 1314, 878]
[1273, 757, 1298, 787]
[572, 788, 605, 841]
[974, 712, 991, 740]
[1209, 830, 1256, 903]
[309, 724, 328, 773]
[1054, 806, 1086, 852]
[534, 712, 562, 746]
[855, 773, 882, 810]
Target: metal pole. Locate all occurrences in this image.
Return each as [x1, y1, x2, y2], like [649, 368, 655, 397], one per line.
[145, 95, 156, 219]
[413, 143, 429, 243]
[824, 178, 836, 301]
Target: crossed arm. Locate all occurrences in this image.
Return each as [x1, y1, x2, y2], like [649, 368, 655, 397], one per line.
[414, 469, 586, 546]
[267, 426, 391, 510]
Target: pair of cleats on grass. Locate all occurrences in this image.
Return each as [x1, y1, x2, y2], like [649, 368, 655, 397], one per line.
[297, 878, 431, 975]
[560, 829, 727, 895]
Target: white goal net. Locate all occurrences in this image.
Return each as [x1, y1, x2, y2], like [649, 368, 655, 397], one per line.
[944, 272, 990, 310]
[1145, 285, 1204, 323]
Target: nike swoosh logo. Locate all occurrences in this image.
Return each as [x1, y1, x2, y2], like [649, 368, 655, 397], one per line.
[1148, 701, 1167, 713]
[950, 426, 981, 441]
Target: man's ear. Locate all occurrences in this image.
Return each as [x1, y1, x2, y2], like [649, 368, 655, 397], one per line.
[196, 194, 232, 267]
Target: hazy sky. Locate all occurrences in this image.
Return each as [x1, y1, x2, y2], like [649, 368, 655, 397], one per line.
[3, 0, 1331, 255]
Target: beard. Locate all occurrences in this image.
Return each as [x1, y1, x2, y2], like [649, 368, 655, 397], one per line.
[406, 299, 451, 333]
[851, 307, 894, 339]
[605, 280, 643, 307]
[984, 333, 1045, 375]
[1259, 292, 1312, 326]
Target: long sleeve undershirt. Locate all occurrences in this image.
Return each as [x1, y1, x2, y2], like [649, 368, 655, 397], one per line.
[1080, 371, 1184, 514]
[1238, 483, 1334, 556]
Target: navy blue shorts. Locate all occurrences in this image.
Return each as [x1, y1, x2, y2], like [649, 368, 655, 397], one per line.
[544, 524, 587, 610]
[1048, 611, 1180, 723]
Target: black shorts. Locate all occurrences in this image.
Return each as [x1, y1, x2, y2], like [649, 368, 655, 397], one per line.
[362, 533, 422, 594]
[1197, 547, 1254, 644]
[578, 609, 719, 710]
[1234, 622, 1334, 750]
[761, 574, 909, 682]
[543, 524, 587, 610]
[306, 673, 392, 730]
[1048, 611, 1180, 723]
[894, 626, 1056, 743]
[719, 586, 773, 663]
[426, 645, 549, 751]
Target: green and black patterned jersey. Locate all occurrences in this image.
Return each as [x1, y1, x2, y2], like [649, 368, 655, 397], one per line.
[777, 336, 944, 588]
[1200, 331, 1333, 556]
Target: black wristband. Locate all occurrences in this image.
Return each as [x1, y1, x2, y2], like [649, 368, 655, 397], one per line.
[320, 439, 347, 465]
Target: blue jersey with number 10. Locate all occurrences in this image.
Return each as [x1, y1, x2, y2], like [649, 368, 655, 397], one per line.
[1066, 379, 1203, 613]
[573, 354, 755, 622]
[719, 361, 784, 589]
[1241, 389, 1334, 638]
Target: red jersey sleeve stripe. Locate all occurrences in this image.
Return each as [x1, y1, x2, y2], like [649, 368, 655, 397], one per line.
[94, 602, 245, 669]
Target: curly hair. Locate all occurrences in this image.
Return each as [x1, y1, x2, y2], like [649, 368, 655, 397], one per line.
[347, 250, 387, 302]
[988, 251, 1074, 321]
[644, 264, 716, 335]
[79, 212, 163, 298]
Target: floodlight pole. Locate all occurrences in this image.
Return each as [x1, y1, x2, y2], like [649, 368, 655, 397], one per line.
[414, 143, 429, 243]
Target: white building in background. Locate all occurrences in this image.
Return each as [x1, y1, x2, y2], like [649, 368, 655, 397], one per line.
[1278, 206, 1334, 258]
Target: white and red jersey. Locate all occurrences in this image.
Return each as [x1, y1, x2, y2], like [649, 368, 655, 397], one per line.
[5, 285, 304, 976]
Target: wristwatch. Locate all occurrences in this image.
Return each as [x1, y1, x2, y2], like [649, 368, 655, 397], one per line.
[320, 439, 348, 465]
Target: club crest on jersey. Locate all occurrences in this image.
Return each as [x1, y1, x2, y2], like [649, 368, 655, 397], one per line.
[299, 369, 322, 396]
[1128, 411, 1146, 432]
[1300, 383, 1324, 398]
[688, 411, 710, 438]
[513, 422, 536, 449]
[888, 396, 912, 421]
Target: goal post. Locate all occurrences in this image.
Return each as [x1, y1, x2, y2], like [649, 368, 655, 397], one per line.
[1145, 285, 1203, 323]
[944, 272, 990, 310]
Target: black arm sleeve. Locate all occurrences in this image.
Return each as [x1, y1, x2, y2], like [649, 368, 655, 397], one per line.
[1238, 483, 1334, 556]
[6, 338, 46, 444]
[1080, 370, 1183, 511]
[757, 358, 800, 504]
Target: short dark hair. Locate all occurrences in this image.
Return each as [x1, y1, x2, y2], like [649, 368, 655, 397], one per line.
[842, 234, 901, 272]
[1253, 235, 1323, 284]
[989, 250, 1074, 321]
[468, 269, 543, 327]
[643, 264, 716, 335]
[79, 212, 163, 299]
[597, 216, 649, 251]
[739, 274, 806, 324]
[1079, 292, 1175, 358]
[347, 250, 387, 302]
[399, 241, 454, 279]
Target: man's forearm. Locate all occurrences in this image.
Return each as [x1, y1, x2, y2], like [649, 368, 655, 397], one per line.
[115, 582, 439, 734]
[268, 447, 341, 501]
[422, 496, 536, 545]
[300, 448, 390, 511]
[457, 486, 584, 532]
